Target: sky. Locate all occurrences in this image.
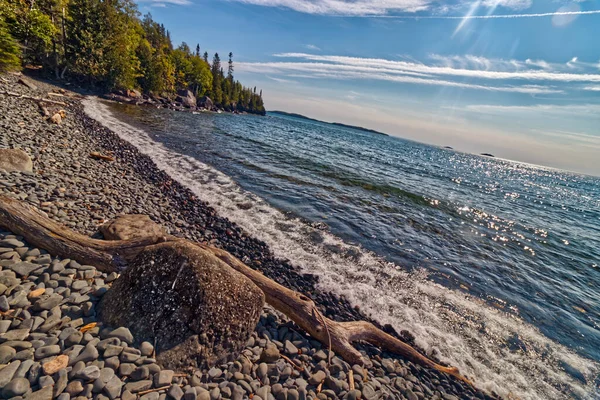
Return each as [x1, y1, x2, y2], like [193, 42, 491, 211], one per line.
[136, 0, 600, 176]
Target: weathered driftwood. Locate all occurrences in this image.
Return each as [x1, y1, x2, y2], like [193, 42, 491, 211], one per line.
[0, 195, 472, 385]
[0, 90, 67, 105]
[90, 151, 115, 161]
[0, 195, 167, 270]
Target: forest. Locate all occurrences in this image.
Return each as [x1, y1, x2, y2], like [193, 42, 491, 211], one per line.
[0, 0, 265, 114]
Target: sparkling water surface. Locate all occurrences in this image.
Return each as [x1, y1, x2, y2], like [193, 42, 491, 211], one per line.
[89, 99, 600, 400]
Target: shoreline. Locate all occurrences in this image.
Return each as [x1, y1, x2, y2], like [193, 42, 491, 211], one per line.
[0, 74, 494, 400]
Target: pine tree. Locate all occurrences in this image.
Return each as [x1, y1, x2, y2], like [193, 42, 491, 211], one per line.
[0, 19, 20, 72]
[203, 51, 208, 63]
[227, 51, 233, 81]
[195, 44, 200, 57]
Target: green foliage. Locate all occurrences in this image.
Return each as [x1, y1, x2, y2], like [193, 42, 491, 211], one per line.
[66, 0, 141, 90]
[2, 2, 265, 114]
[0, 19, 20, 72]
[2, 0, 56, 65]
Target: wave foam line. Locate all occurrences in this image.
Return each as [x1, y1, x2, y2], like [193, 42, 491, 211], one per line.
[83, 97, 599, 400]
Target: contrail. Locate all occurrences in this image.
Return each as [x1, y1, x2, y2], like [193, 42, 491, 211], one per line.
[373, 9, 600, 19]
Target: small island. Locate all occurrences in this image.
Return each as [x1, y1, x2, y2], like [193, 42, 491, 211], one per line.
[480, 153, 495, 157]
[271, 111, 389, 136]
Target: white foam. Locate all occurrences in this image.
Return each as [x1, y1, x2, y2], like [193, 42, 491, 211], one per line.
[84, 97, 599, 400]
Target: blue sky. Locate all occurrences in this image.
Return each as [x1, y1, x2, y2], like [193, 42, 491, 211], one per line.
[137, 0, 600, 175]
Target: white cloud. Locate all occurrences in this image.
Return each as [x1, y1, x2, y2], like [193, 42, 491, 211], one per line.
[238, 61, 563, 94]
[583, 85, 600, 91]
[525, 59, 551, 69]
[231, 0, 430, 15]
[305, 44, 321, 51]
[480, 0, 531, 10]
[267, 76, 298, 84]
[464, 103, 600, 116]
[227, 0, 600, 18]
[271, 53, 600, 82]
[138, 0, 191, 5]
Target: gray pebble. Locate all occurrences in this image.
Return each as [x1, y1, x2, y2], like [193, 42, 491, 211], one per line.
[2, 376, 30, 397]
[103, 375, 124, 399]
[77, 365, 101, 380]
[168, 384, 184, 400]
[124, 379, 153, 393]
[130, 365, 149, 380]
[140, 341, 154, 356]
[0, 345, 16, 363]
[35, 344, 61, 359]
[0, 360, 21, 387]
[106, 327, 133, 344]
[154, 370, 174, 387]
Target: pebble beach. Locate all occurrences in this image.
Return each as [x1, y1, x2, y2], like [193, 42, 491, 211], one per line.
[0, 74, 496, 400]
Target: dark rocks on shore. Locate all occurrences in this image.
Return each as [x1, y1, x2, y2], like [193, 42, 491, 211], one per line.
[0, 74, 498, 400]
[198, 96, 214, 110]
[176, 89, 197, 108]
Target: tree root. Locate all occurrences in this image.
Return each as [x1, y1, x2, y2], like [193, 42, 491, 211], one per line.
[0, 194, 473, 386]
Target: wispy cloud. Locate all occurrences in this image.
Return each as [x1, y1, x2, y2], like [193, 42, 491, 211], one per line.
[305, 44, 321, 51]
[267, 76, 298, 84]
[464, 103, 600, 116]
[271, 53, 600, 82]
[228, 0, 548, 16]
[226, 0, 600, 18]
[138, 0, 191, 5]
[231, 0, 430, 15]
[237, 53, 600, 95]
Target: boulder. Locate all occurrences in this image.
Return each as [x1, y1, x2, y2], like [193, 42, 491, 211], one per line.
[198, 96, 213, 110]
[98, 241, 264, 372]
[100, 215, 167, 241]
[176, 89, 197, 108]
[127, 89, 142, 99]
[0, 149, 33, 173]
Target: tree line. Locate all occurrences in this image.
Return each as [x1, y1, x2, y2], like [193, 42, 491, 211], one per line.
[0, 0, 265, 115]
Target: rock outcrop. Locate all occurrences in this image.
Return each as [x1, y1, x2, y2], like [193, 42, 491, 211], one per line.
[98, 241, 265, 372]
[176, 89, 197, 108]
[0, 149, 33, 173]
[198, 96, 213, 110]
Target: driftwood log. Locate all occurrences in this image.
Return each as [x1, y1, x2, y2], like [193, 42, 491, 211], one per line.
[0, 194, 472, 385]
[0, 90, 68, 105]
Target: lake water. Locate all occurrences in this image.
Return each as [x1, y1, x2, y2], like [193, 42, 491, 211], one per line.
[85, 98, 600, 400]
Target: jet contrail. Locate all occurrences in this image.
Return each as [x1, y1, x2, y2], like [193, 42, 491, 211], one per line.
[373, 9, 600, 19]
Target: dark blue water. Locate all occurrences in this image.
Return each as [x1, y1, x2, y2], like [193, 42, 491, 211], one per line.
[90, 99, 600, 399]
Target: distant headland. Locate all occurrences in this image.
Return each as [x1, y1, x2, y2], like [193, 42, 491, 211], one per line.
[270, 111, 389, 136]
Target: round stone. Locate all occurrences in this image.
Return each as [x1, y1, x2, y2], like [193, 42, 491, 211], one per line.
[0, 346, 16, 364]
[2, 377, 30, 398]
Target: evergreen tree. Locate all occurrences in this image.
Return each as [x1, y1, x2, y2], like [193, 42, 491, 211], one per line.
[227, 51, 233, 81]
[2, 1, 266, 115]
[0, 19, 20, 72]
